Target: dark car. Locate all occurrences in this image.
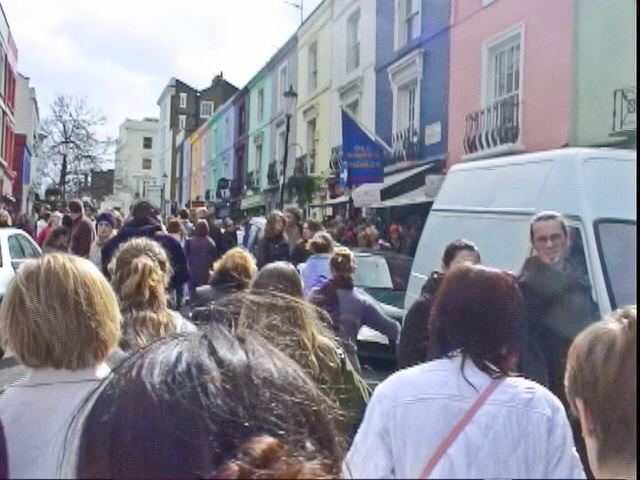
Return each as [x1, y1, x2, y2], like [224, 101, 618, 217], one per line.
[352, 249, 412, 368]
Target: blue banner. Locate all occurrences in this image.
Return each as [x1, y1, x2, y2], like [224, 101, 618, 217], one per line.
[341, 109, 384, 187]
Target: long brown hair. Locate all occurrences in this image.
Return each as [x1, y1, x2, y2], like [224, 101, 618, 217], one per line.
[109, 237, 177, 350]
[263, 211, 287, 240]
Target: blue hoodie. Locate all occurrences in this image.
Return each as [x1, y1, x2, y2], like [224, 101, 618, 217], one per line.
[298, 253, 332, 297]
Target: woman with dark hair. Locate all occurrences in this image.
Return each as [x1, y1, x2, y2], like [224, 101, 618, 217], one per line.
[309, 247, 400, 373]
[255, 211, 290, 269]
[291, 219, 323, 266]
[64, 325, 343, 478]
[397, 239, 481, 369]
[42, 226, 71, 254]
[345, 264, 584, 479]
[240, 262, 370, 439]
[184, 219, 218, 299]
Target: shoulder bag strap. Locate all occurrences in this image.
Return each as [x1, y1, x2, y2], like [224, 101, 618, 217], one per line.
[420, 378, 504, 479]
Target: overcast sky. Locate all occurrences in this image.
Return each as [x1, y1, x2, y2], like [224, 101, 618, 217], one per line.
[3, 0, 323, 147]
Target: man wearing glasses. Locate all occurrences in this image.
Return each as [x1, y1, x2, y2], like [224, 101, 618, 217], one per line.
[518, 211, 598, 403]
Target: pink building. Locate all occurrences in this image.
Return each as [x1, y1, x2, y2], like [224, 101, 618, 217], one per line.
[447, 0, 574, 168]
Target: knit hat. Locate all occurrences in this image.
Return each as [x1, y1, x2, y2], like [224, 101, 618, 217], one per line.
[95, 212, 116, 231]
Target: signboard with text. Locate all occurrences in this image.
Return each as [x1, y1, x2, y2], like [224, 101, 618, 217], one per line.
[341, 109, 384, 188]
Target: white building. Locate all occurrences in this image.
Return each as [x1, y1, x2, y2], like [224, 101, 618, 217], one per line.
[157, 79, 176, 213]
[14, 73, 42, 214]
[329, 0, 377, 152]
[113, 118, 161, 214]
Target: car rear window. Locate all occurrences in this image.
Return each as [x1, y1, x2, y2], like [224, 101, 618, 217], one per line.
[354, 255, 393, 289]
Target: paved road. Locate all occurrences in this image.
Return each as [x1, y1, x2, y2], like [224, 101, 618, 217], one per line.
[0, 355, 28, 391]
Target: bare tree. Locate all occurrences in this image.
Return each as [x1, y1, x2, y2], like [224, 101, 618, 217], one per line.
[41, 93, 113, 200]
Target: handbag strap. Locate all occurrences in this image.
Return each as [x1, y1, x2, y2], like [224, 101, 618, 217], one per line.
[419, 378, 504, 479]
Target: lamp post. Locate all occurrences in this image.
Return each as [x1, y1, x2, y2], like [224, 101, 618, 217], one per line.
[161, 172, 168, 218]
[279, 84, 298, 211]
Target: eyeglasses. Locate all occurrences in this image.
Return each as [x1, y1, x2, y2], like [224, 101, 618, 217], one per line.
[533, 233, 565, 246]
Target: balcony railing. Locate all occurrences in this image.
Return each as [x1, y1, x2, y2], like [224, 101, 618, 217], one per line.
[267, 162, 279, 186]
[612, 87, 636, 134]
[245, 170, 257, 189]
[463, 92, 520, 155]
[293, 152, 316, 177]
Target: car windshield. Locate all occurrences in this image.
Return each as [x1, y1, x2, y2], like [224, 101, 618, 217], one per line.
[595, 220, 637, 309]
[354, 255, 393, 289]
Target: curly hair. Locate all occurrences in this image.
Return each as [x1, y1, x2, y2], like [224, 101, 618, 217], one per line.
[329, 247, 356, 278]
[109, 237, 176, 351]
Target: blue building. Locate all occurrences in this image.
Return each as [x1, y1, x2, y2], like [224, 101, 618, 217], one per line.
[375, 0, 450, 168]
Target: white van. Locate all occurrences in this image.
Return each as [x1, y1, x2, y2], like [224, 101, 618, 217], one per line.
[405, 148, 637, 317]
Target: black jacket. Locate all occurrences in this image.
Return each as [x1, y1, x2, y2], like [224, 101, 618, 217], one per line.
[255, 234, 290, 269]
[101, 218, 189, 290]
[397, 271, 443, 369]
[192, 270, 249, 308]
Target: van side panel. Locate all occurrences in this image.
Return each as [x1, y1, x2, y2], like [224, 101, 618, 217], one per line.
[405, 213, 532, 311]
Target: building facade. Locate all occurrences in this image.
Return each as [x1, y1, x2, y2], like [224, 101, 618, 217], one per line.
[14, 73, 41, 214]
[0, 5, 17, 210]
[295, 0, 332, 212]
[157, 74, 238, 213]
[113, 118, 160, 213]
[571, 0, 636, 149]
[447, 0, 573, 166]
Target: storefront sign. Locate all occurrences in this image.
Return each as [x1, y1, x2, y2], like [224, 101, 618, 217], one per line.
[424, 122, 442, 146]
[341, 109, 384, 187]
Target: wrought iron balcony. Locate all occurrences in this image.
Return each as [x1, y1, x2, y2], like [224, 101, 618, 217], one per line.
[463, 93, 520, 155]
[612, 87, 636, 135]
[293, 152, 316, 177]
[245, 171, 257, 189]
[329, 146, 342, 176]
[267, 162, 279, 186]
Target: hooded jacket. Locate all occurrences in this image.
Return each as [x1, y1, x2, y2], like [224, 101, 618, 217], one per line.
[397, 271, 443, 369]
[100, 218, 189, 290]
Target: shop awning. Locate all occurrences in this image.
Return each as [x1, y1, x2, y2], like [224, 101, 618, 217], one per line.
[309, 195, 349, 208]
[352, 163, 436, 208]
[367, 186, 435, 208]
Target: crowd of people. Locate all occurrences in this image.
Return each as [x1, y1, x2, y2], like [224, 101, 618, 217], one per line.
[0, 200, 635, 479]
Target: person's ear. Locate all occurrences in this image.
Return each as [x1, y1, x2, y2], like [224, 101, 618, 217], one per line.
[575, 398, 596, 439]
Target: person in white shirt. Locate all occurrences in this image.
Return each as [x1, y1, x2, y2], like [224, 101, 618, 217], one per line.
[0, 254, 121, 479]
[344, 264, 586, 479]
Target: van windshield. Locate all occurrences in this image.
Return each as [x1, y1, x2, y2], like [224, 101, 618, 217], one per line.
[595, 220, 637, 309]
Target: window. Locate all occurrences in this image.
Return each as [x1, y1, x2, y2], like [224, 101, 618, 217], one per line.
[397, 0, 421, 49]
[0, 50, 5, 99]
[278, 65, 288, 111]
[354, 255, 393, 289]
[143, 137, 153, 149]
[142, 158, 152, 170]
[485, 26, 522, 105]
[200, 101, 214, 118]
[347, 10, 360, 72]
[308, 42, 318, 93]
[398, 82, 418, 132]
[179, 115, 186, 130]
[257, 89, 264, 123]
[224, 118, 230, 142]
[255, 143, 263, 174]
[8, 235, 25, 259]
[276, 129, 286, 168]
[346, 99, 359, 118]
[16, 235, 40, 259]
[595, 220, 637, 309]
[306, 118, 316, 172]
[179, 93, 187, 109]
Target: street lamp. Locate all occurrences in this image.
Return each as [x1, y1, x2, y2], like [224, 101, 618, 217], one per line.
[161, 172, 168, 218]
[279, 84, 298, 210]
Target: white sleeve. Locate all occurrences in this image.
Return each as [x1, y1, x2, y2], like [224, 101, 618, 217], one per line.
[343, 386, 396, 479]
[546, 399, 587, 479]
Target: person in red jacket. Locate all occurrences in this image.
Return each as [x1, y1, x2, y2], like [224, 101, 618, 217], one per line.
[68, 199, 95, 258]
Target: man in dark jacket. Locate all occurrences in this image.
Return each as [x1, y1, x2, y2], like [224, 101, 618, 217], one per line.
[518, 211, 598, 401]
[397, 240, 481, 369]
[101, 200, 189, 293]
[68, 199, 95, 258]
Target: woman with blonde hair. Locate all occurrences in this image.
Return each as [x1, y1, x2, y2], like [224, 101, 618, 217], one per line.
[238, 261, 370, 440]
[192, 246, 257, 308]
[309, 247, 400, 373]
[109, 237, 195, 351]
[0, 254, 121, 478]
[255, 210, 290, 269]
